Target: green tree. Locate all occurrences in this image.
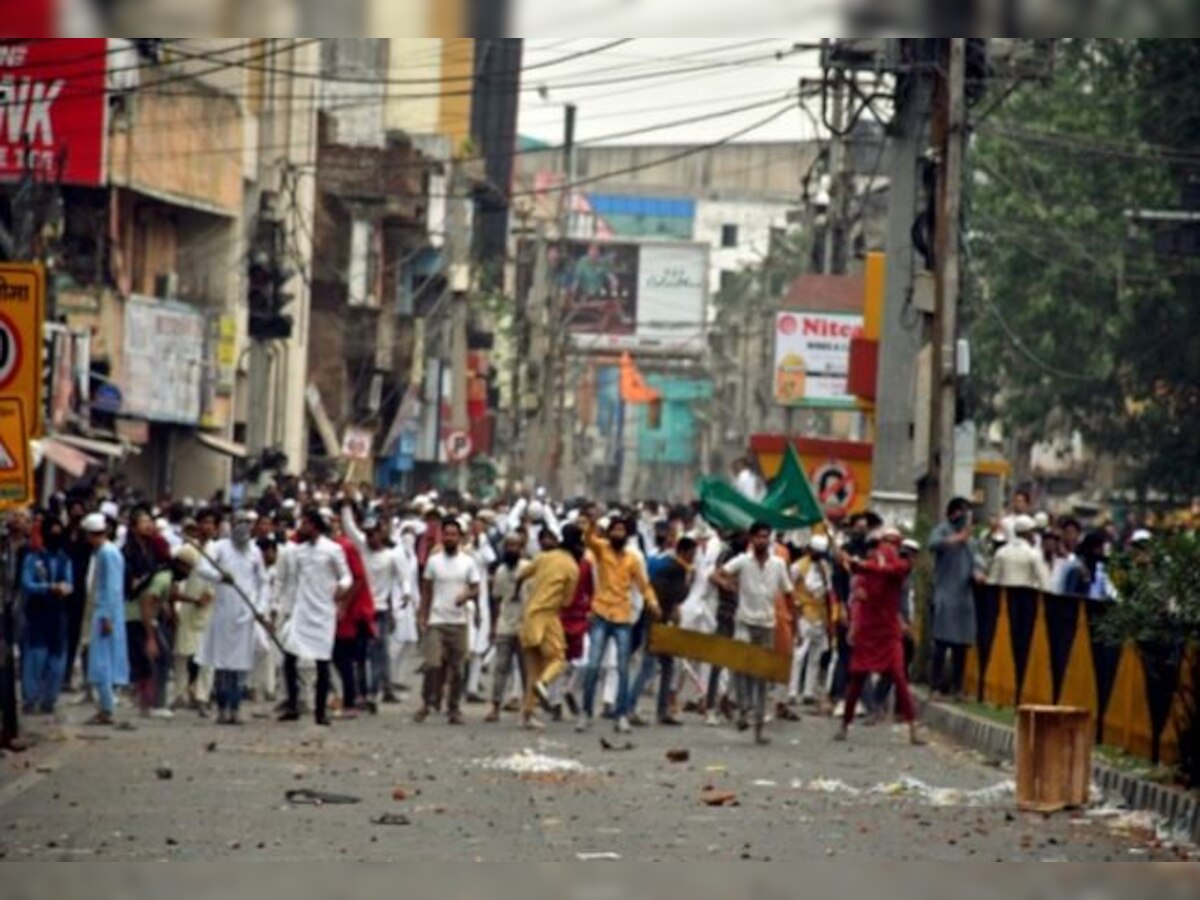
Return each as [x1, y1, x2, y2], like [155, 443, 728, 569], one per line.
[967, 39, 1200, 498]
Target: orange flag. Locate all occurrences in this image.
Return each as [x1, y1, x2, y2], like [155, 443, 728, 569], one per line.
[619, 352, 661, 404]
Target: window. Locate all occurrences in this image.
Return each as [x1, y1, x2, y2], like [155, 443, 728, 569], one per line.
[721, 224, 739, 248]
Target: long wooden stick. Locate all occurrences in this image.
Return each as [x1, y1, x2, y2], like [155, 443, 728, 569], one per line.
[184, 538, 287, 655]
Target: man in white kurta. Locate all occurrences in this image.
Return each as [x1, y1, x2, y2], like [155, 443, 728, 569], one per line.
[278, 509, 352, 727]
[196, 513, 267, 725]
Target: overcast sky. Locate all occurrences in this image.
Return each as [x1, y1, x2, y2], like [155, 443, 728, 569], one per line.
[515, 37, 836, 147]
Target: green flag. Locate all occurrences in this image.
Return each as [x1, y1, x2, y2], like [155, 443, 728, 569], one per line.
[762, 442, 824, 523]
[697, 444, 824, 532]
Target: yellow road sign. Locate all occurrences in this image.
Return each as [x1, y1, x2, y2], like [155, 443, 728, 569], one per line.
[0, 398, 34, 509]
[0, 263, 45, 438]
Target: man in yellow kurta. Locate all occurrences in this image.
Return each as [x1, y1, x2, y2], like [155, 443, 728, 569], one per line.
[518, 525, 584, 730]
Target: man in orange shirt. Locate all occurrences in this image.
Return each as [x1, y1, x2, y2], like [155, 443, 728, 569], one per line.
[577, 513, 660, 735]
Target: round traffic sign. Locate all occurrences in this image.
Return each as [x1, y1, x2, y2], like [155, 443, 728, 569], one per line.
[443, 429, 473, 464]
[0, 312, 23, 392]
[812, 459, 856, 517]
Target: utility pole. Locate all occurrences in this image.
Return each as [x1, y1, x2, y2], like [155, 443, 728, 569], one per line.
[522, 103, 575, 496]
[823, 70, 849, 276]
[932, 39, 968, 514]
[446, 160, 473, 494]
[869, 39, 936, 531]
[550, 103, 576, 496]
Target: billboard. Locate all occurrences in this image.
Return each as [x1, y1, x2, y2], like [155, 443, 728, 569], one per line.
[773, 311, 864, 408]
[518, 238, 707, 354]
[123, 297, 206, 425]
[0, 39, 109, 186]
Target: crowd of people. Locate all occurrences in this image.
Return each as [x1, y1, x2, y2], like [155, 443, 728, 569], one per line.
[3, 479, 937, 746]
[5, 477, 1182, 746]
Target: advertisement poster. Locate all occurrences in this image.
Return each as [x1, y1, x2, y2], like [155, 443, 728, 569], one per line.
[0, 39, 109, 186]
[517, 238, 707, 353]
[773, 311, 864, 408]
[123, 296, 206, 424]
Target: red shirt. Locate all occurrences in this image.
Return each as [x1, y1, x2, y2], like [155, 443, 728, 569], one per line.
[849, 542, 911, 675]
[335, 536, 377, 639]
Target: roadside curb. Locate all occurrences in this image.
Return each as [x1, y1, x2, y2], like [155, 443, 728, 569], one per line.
[922, 700, 1200, 845]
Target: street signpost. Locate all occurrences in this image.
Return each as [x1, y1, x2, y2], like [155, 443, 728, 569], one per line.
[443, 429, 473, 465]
[0, 263, 43, 749]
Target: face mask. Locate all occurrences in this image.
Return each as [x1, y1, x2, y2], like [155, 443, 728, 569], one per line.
[402, 534, 416, 552]
[232, 524, 252, 546]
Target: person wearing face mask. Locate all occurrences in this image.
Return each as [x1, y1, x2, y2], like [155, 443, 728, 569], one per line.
[578, 514, 660, 736]
[20, 518, 75, 716]
[1062, 531, 1118, 601]
[929, 498, 984, 701]
[195, 511, 268, 725]
[485, 534, 529, 724]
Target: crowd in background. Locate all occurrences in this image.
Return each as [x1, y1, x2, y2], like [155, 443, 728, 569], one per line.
[4, 475, 1190, 743]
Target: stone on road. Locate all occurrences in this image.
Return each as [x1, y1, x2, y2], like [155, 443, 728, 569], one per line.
[0, 699, 1186, 862]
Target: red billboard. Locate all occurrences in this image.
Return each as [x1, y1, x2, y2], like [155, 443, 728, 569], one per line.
[0, 39, 109, 186]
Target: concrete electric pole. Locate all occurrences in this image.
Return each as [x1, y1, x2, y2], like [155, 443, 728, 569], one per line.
[868, 40, 937, 531]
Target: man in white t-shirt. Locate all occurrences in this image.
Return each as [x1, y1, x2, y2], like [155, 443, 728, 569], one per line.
[416, 518, 481, 725]
[711, 521, 793, 745]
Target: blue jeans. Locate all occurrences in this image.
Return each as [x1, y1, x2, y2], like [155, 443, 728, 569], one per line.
[22, 644, 67, 712]
[628, 649, 674, 720]
[581, 618, 632, 718]
[367, 612, 392, 698]
[214, 670, 243, 714]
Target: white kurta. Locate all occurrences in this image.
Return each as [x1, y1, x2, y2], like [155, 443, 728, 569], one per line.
[196, 540, 267, 673]
[278, 536, 352, 662]
[467, 538, 497, 655]
[680, 535, 723, 634]
[391, 539, 420, 647]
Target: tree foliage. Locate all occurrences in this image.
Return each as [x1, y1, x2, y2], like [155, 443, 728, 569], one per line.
[968, 39, 1200, 498]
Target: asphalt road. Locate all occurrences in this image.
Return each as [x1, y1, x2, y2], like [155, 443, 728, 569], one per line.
[0, 687, 1192, 862]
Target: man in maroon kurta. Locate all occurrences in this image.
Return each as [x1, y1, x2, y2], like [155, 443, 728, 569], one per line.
[836, 531, 926, 745]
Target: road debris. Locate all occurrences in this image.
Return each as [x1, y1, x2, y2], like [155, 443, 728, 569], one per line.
[576, 852, 621, 861]
[476, 750, 590, 776]
[666, 749, 690, 764]
[154, 763, 173, 781]
[391, 787, 408, 802]
[700, 789, 739, 807]
[371, 814, 411, 827]
[284, 789, 362, 806]
[600, 738, 635, 752]
[799, 776, 1015, 807]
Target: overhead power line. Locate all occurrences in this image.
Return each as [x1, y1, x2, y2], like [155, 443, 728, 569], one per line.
[165, 38, 635, 86]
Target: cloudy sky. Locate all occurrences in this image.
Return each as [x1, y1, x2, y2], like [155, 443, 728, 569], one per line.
[514, 37, 836, 147]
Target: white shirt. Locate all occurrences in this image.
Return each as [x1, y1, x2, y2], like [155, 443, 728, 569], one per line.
[989, 538, 1052, 591]
[342, 506, 406, 613]
[423, 550, 482, 627]
[735, 467, 765, 503]
[277, 536, 352, 662]
[722, 551, 793, 628]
